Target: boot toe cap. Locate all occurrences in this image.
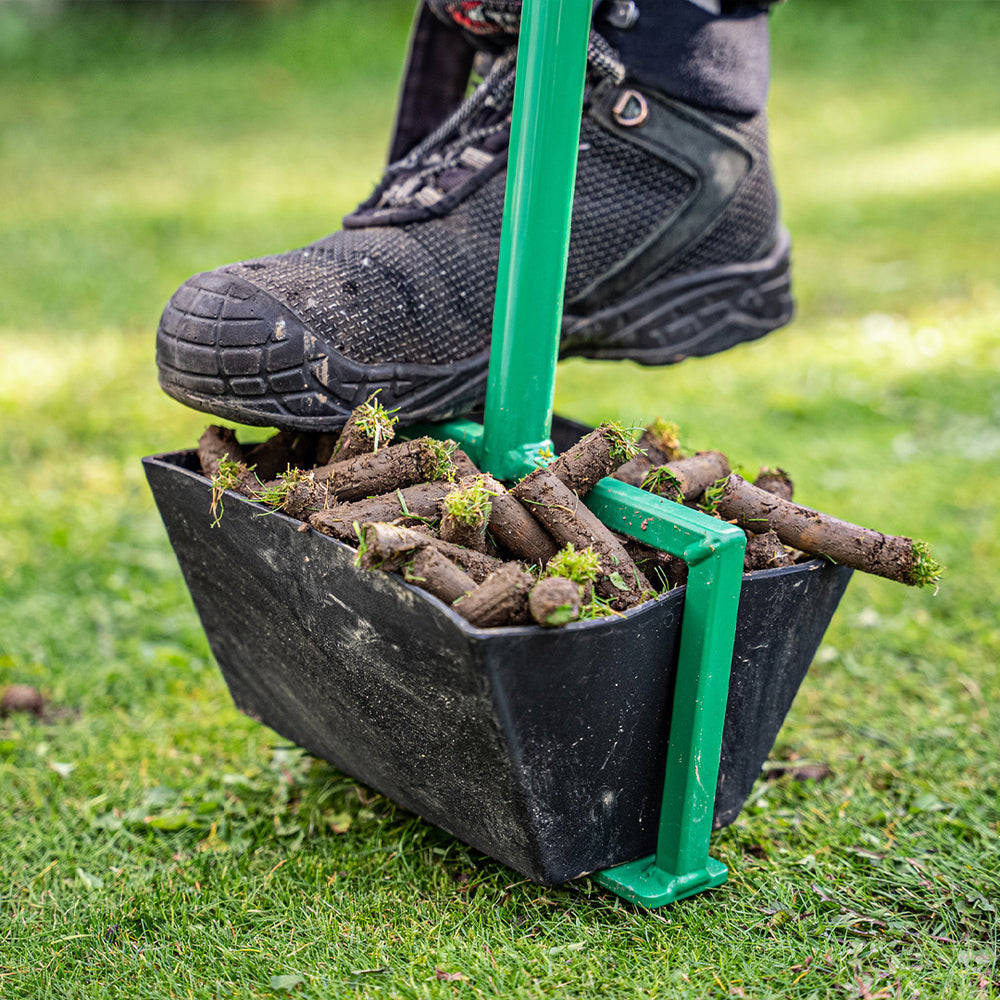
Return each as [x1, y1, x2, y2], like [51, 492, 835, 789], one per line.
[157, 269, 345, 426]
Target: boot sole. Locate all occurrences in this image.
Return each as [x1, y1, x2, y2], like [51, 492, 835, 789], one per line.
[157, 350, 491, 433]
[157, 358, 490, 433]
[560, 228, 794, 364]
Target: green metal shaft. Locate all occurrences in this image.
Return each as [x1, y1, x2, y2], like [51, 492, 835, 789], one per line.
[415, 2, 746, 909]
[480, 0, 592, 480]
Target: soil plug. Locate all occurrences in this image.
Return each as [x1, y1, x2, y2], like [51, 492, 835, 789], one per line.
[545, 421, 639, 497]
[643, 450, 731, 504]
[753, 466, 794, 501]
[431, 539, 504, 582]
[511, 470, 650, 609]
[614, 418, 683, 486]
[357, 522, 431, 572]
[284, 439, 457, 516]
[477, 474, 558, 564]
[255, 468, 330, 520]
[357, 521, 503, 583]
[270, 473, 323, 521]
[713, 474, 942, 587]
[529, 576, 583, 627]
[243, 429, 316, 481]
[453, 563, 535, 628]
[405, 547, 477, 605]
[450, 450, 482, 478]
[743, 530, 794, 572]
[309, 482, 453, 540]
[330, 392, 397, 463]
[318, 437, 456, 502]
[198, 425, 243, 477]
[439, 476, 493, 552]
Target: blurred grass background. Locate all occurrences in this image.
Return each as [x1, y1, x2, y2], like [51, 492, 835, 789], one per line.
[1, 1, 998, 997]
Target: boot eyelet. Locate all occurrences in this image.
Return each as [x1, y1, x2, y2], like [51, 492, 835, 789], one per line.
[612, 89, 649, 127]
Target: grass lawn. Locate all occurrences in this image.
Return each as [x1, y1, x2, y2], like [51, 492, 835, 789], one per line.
[1, 1, 998, 997]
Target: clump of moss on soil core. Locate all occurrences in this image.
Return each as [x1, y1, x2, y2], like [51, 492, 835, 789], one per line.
[441, 476, 494, 527]
[546, 544, 601, 586]
[644, 417, 683, 461]
[907, 538, 944, 590]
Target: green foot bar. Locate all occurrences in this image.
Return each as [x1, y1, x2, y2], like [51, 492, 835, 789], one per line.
[593, 856, 728, 908]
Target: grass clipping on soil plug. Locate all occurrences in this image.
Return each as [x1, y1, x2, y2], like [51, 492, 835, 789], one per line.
[209, 456, 255, 527]
[331, 390, 397, 462]
[439, 476, 494, 552]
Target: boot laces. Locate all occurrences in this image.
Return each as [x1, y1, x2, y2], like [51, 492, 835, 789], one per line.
[377, 31, 626, 210]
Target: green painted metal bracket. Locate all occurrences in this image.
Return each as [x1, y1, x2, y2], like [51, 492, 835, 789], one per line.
[404, 417, 550, 477]
[586, 480, 745, 906]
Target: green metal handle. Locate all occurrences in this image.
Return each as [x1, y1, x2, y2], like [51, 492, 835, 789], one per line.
[410, 0, 747, 909]
[480, 0, 592, 479]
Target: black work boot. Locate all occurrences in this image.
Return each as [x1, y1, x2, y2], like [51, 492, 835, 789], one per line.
[156, 4, 792, 431]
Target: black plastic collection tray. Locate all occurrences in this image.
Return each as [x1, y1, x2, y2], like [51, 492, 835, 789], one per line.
[144, 448, 850, 885]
